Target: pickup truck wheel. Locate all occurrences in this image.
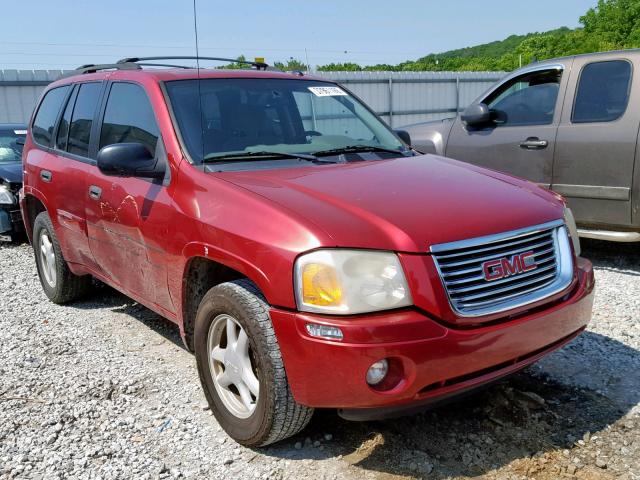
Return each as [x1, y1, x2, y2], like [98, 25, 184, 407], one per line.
[194, 279, 313, 446]
[32, 211, 91, 304]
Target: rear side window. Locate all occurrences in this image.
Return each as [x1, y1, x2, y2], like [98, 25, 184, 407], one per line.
[56, 87, 77, 151]
[68, 82, 102, 157]
[99, 83, 159, 157]
[572, 60, 632, 123]
[32, 86, 70, 147]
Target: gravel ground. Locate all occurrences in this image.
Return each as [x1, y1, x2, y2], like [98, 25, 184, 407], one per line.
[0, 239, 638, 480]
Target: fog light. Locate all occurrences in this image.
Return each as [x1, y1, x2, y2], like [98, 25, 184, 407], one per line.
[305, 323, 344, 340]
[366, 359, 389, 386]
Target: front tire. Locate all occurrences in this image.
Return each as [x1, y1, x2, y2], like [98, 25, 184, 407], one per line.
[32, 211, 91, 304]
[194, 279, 313, 446]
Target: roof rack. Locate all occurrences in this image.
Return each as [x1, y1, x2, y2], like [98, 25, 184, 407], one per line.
[72, 62, 141, 74]
[117, 56, 270, 71]
[62, 56, 272, 79]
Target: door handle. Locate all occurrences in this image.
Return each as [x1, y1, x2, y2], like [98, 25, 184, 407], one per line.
[40, 170, 52, 182]
[519, 137, 548, 150]
[88, 185, 102, 200]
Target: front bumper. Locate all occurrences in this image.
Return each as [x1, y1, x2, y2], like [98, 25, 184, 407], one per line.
[0, 205, 23, 236]
[270, 257, 594, 416]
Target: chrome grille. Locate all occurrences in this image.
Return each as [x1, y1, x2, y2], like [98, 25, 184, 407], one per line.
[431, 220, 574, 317]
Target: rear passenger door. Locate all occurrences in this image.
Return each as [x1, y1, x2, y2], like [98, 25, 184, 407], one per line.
[26, 82, 102, 269]
[553, 57, 637, 229]
[85, 81, 175, 313]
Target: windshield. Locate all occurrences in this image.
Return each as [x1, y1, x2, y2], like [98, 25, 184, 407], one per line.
[0, 128, 26, 164]
[164, 78, 406, 165]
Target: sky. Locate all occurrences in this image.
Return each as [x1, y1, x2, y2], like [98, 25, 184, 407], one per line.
[0, 0, 597, 70]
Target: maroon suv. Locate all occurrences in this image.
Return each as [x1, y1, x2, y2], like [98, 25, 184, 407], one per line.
[21, 57, 594, 446]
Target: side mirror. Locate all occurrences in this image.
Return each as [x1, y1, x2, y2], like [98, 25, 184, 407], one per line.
[461, 103, 492, 127]
[395, 129, 411, 146]
[97, 143, 164, 179]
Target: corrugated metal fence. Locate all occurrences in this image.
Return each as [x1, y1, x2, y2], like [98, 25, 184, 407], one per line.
[314, 71, 505, 127]
[0, 70, 66, 124]
[0, 69, 505, 126]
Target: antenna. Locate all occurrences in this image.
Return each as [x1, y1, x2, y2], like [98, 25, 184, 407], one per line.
[193, 0, 205, 162]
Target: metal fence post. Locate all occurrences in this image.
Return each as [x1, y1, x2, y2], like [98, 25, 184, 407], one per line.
[455, 76, 460, 113]
[388, 78, 393, 127]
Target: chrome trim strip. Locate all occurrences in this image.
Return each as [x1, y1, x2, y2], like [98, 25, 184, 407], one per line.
[434, 230, 553, 259]
[436, 239, 555, 268]
[430, 221, 573, 318]
[445, 256, 556, 286]
[430, 220, 564, 253]
[553, 184, 630, 201]
[577, 228, 640, 243]
[448, 263, 558, 295]
[456, 271, 558, 302]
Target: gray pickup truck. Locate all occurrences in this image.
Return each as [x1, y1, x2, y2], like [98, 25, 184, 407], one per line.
[403, 50, 640, 242]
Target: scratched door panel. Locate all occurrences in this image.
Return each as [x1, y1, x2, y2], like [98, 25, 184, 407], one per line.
[85, 175, 174, 312]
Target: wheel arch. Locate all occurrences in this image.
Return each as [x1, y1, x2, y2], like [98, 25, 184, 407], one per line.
[22, 191, 48, 243]
[180, 245, 272, 352]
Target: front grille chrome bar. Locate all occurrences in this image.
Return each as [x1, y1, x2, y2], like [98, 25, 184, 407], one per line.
[430, 220, 574, 318]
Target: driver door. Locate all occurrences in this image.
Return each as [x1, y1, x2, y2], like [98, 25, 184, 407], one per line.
[446, 63, 572, 188]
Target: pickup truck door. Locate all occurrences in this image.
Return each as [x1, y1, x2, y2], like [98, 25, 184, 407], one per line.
[84, 81, 175, 314]
[552, 56, 637, 229]
[445, 63, 571, 188]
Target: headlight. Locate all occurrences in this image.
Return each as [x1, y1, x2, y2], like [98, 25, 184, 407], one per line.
[0, 185, 16, 205]
[563, 207, 581, 256]
[294, 249, 412, 315]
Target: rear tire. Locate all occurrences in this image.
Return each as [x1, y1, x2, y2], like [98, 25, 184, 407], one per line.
[32, 211, 91, 304]
[194, 279, 313, 446]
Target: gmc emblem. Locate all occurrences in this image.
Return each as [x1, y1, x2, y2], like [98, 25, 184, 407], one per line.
[482, 251, 537, 282]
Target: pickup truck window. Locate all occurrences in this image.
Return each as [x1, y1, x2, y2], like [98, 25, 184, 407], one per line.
[32, 86, 71, 147]
[485, 70, 561, 127]
[99, 82, 160, 157]
[572, 60, 632, 124]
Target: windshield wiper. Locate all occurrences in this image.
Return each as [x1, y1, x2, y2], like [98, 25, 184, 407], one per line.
[202, 151, 336, 163]
[312, 145, 409, 157]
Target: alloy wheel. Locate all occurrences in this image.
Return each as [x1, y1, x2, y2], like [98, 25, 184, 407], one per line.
[207, 314, 260, 419]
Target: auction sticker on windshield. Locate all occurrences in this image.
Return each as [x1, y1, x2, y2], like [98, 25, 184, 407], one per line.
[308, 86, 348, 97]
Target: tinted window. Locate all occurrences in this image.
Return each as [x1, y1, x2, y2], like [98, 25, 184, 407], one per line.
[486, 69, 561, 126]
[56, 87, 77, 151]
[68, 82, 102, 157]
[572, 60, 632, 123]
[100, 83, 159, 156]
[32, 86, 70, 147]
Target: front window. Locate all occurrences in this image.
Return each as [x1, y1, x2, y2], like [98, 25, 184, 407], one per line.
[0, 128, 26, 163]
[165, 79, 408, 168]
[485, 69, 562, 127]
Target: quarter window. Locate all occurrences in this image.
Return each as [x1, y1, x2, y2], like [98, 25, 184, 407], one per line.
[32, 86, 70, 147]
[68, 83, 102, 157]
[485, 69, 562, 126]
[99, 83, 159, 157]
[572, 60, 632, 123]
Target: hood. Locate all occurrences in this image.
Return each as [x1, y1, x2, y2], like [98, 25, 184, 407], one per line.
[402, 118, 456, 155]
[218, 154, 564, 253]
[0, 162, 22, 184]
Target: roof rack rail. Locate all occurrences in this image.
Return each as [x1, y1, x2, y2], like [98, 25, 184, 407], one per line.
[117, 56, 269, 71]
[75, 62, 141, 74]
